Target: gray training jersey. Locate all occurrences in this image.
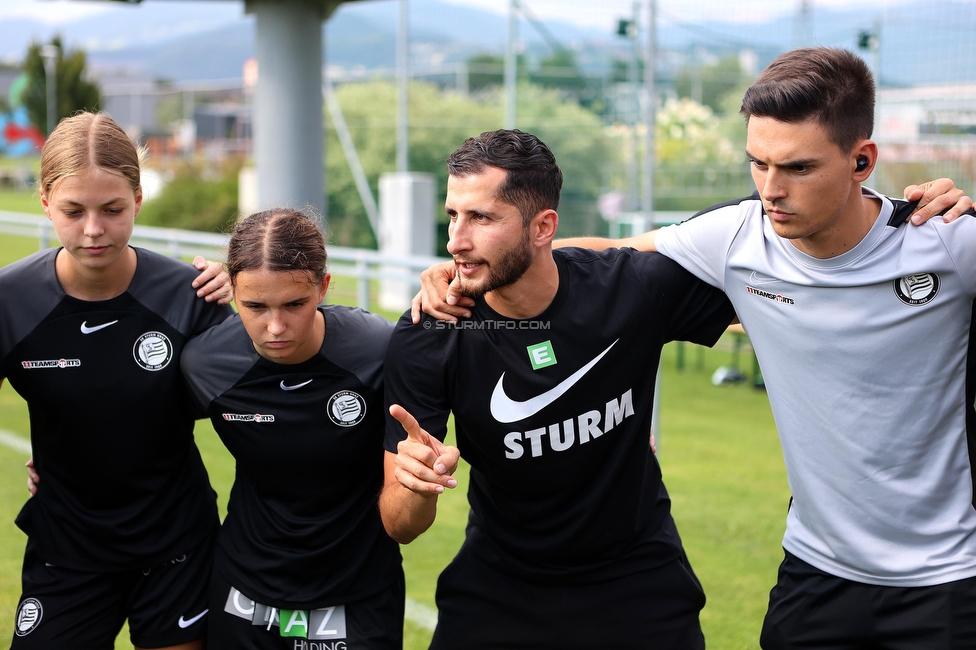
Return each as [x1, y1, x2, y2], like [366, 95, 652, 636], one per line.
[656, 189, 976, 587]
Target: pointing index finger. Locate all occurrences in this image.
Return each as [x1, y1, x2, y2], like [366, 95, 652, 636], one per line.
[390, 404, 424, 442]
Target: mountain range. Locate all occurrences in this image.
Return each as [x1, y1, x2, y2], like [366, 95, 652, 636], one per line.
[0, 0, 973, 88]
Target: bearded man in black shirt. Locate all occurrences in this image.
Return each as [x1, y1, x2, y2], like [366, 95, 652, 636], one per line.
[380, 129, 735, 649]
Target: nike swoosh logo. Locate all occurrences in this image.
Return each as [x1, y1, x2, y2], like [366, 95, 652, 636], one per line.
[748, 271, 781, 286]
[490, 339, 619, 424]
[178, 609, 208, 628]
[80, 320, 118, 334]
[280, 379, 313, 391]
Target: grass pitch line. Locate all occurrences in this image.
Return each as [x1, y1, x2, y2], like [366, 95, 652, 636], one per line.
[0, 427, 441, 631]
[405, 597, 437, 631]
[0, 429, 29, 455]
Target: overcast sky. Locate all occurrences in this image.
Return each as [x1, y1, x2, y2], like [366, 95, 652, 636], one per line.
[0, 0, 912, 29]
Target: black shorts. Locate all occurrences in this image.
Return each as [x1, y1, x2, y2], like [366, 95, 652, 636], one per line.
[760, 550, 976, 650]
[429, 544, 706, 650]
[10, 535, 215, 649]
[206, 566, 405, 650]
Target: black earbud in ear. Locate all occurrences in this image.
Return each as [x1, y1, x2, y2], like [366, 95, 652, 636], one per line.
[856, 156, 869, 172]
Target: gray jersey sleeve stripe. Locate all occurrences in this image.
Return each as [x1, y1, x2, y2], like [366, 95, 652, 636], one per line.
[0, 249, 63, 371]
[322, 306, 393, 393]
[181, 316, 258, 411]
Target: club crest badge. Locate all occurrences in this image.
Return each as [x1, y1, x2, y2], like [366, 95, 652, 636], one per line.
[133, 332, 174, 371]
[328, 390, 366, 427]
[14, 598, 42, 636]
[893, 273, 939, 306]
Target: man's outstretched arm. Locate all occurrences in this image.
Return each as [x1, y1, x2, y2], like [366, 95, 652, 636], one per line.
[379, 404, 460, 544]
[556, 179, 972, 251]
[410, 180, 971, 321]
[555, 229, 659, 253]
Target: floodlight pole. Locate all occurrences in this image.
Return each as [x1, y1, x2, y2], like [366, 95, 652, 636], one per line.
[616, 7, 642, 214]
[859, 16, 882, 188]
[41, 44, 58, 136]
[504, 0, 518, 129]
[396, 0, 409, 172]
[641, 0, 655, 221]
[640, 0, 661, 449]
[870, 16, 882, 189]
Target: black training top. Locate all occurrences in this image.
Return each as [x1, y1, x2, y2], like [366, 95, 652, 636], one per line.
[0, 247, 231, 571]
[385, 247, 735, 582]
[181, 305, 401, 609]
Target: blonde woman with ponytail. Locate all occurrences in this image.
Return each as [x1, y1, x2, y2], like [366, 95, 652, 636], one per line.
[3, 112, 232, 649]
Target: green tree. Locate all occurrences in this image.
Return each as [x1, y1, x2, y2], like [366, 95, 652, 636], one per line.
[154, 86, 185, 130]
[514, 83, 611, 236]
[610, 57, 645, 83]
[528, 50, 605, 114]
[464, 53, 535, 94]
[0, 63, 16, 114]
[675, 54, 747, 115]
[325, 81, 499, 249]
[656, 97, 737, 165]
[715, 80, 751, 153]
[22, 35, 100, 135]
[466, 54, 505, 93]
[649, 95, 753, 211]
[325, 80, 613, 248]
[529, 50, 585, 91]
[137, 160, 241, 233]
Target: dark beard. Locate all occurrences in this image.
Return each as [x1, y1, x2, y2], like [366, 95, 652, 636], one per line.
[460, 229, 533, 300]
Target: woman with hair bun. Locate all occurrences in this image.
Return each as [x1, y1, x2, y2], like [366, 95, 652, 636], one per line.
[181, 208, 403, 649]
[2, 111, 232, 649]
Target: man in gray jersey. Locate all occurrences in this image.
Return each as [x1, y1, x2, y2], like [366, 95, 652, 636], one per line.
[595, 47, 976, 649]
[421, 47, 976, 649]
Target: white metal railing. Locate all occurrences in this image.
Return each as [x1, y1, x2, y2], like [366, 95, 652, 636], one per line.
[0, 211, 447, 310]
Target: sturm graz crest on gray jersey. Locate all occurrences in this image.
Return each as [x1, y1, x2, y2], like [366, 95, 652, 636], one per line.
[893, 272, 940, 306]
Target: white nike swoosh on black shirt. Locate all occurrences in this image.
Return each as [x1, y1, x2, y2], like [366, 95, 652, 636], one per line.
[280, 379, 313, 391]
[178, 609, 208, 628]
[489, 339, 619, 424]
[80, 320, 118, 334]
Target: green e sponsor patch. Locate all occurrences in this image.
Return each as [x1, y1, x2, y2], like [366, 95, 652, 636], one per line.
[527, 341, 557, 370]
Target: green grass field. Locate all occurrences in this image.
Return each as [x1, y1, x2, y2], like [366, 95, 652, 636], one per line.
[0, 220, 789, 649]
[0, 189, 41, 215]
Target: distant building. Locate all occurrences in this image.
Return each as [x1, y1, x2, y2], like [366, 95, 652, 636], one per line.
[876, 84, 976, 194]
[98, 72, 160, 138]
[93, 67, 251, 160]
[878, 84, 976, 159]
[194, 102, 250, 141]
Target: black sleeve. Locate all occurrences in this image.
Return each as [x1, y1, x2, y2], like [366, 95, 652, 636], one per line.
[180, 316, 253, 420]
[179, 336, 215, 420]
[0, 250, 62, 381]
[325, 306, 394, 394]
[631, 251, 735, 347]
[188, 297, 234, 338]
[383, 311, 457, 452]
[131, 250, 234, 337]
[887, 195, 976, 226]
[176, 257, 235, 335]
